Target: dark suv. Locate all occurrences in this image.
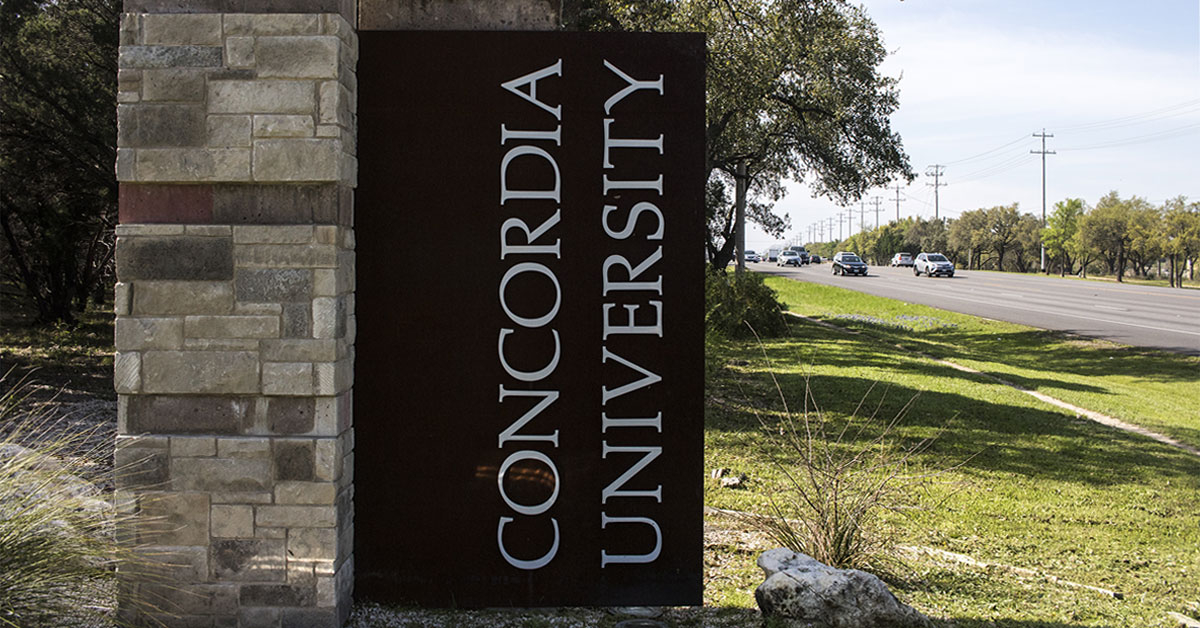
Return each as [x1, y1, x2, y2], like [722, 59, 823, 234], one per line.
[831, 252, 868, 276]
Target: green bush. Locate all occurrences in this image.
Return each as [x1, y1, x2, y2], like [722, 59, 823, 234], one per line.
[705, 269, 790, 340]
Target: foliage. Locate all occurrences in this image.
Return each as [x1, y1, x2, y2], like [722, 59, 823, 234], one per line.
[1161, 196, 1200, 287]
[705, 269, 789, 340]
[0, 0, 119, 324]
[1042, 198, 1085, 276]
[0, 370, 158, 627]
[570, 0, 914, 270]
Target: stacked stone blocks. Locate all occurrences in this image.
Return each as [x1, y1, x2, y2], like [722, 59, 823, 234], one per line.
[116, 10, 356, 628]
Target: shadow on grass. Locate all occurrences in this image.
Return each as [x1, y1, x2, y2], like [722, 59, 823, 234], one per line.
[708, 336, 1200, 489]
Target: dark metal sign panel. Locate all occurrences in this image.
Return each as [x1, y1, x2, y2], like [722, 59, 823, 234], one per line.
[355, 31, 705, 607]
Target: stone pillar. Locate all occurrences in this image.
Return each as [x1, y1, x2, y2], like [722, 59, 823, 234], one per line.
[114, 2, 357, 626]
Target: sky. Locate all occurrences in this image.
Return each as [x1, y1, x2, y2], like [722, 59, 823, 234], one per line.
[746, 0, 1200, 251]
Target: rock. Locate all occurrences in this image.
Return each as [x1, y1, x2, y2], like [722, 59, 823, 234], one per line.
[720, 474, 746, 488]
[754, 548, 929, 628]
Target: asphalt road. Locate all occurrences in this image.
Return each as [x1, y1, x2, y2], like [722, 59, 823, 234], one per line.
[757, 261, 1200, 356]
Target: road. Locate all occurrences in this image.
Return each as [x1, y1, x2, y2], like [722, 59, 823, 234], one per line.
[758, 262, 1200, 356]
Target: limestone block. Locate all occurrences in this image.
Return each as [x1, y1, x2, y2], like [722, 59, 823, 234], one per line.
[211, 504, 255, 538]
[138, 546, 209, 582]
[225, 36, 255, 69]
[262, 339, 336, 363]
[138, 492, 210, 546]
[119, 13, 140, 46]
[252, 139, 341, 182]
[310, 296, 344, 339]
[275, 481, 335, 505]
[143, 14, 222, 46]
[114, 352, 141, 393]
[256, 526, 287, 539]
[184, 225, 232, 237]
[117, 236, 233, 281]
[119, 104, 206, 147]
[116, 317, 183, 352]
[142, 69, 207, 102]
[212, 539, 286, 582]
[141, 583, 237, 616]
[233, 225, 314, 244]
[263, 362, 314, 396]
[223, 14, 320, 37]
[317, 80, 351, 127]
[317, 575, 336, 607]
[119, 46, 224, 69]
[235, 244, 337, 269]
[208, 80, 315, 115]
[172, 457, 273, 493]
[141, 350, 259, 394]
[239, 607, 280, 627]
[313, 438, 338, 481]
[256, 37, 339, 79]
[266, 396, 316, 434]
[313, 360, 350, 396]
[170, 436, 217, 458]
[254, 114, 316, 138]
[114, 437, 170, 488]
[126, 395, 252, 435]
[273, 440, 314, 481]
[282, 302, 310, 338]
[132, 281, 233, 315]
[185, 338, 260, 351]
[217, 437, 271, 459]
[234, 302, 283, 316]
[208, 115, 252, 148]
[116, 148, 136, 180]
[117, 224, 186, 237]
[185, 315, 280, 339]
[114, 282, 131, 316]
[134, 148, 251, 182]
[235, 268, 312, 302]
[255, 505, 335, 528]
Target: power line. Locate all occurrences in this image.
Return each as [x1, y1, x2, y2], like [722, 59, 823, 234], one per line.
[1058, 121, 1200, 151]
[1056, 97, 1200, 133]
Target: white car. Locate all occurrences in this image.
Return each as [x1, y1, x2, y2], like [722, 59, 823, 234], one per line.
[890, 252, 914, 267]
[913, 252, 955, 277]
[744, 250, 762, 263]
[778, 250, 802, 267]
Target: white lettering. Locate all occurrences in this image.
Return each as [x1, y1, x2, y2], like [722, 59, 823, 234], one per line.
[603, 202, 664, 241]
[498, 329, 561, 382]
[603, 302, 663, 339]
[603, 174, 663, 195]
[498, 516, 560, 570]
[601, 444, 662, 503]
[501, 210, 561, 259]
[603, 60, 664, 114]
[499, 262, 561, 328]
[501, 59, 563, 120]
[603, 119, 663, 169]
[497, 449, 561, 516]
[601, 348, 662, 404]
[601, 412, 662, 433]
[600, 514, 662, 567]
[603, 247, 663, 295]
[498, 387, 561, 447]
[501, 146, 561, 204]
[501, 124, 562, 146]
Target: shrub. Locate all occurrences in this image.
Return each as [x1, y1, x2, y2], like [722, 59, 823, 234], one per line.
[0, 370, 157, 627]
[705, 269, 789, 340]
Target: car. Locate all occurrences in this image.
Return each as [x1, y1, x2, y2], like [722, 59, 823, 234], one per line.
[913, 252, 955, 277]
[787, 246, 811, 265]
[831, 251, 868, 276]
[890, 252, 914, 267]
[810, 255, 821, 264]
[778, 250, 802, 267]
[744, 250, 762, 263]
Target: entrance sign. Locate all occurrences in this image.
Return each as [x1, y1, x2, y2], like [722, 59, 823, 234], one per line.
[355, 32, 705, 607]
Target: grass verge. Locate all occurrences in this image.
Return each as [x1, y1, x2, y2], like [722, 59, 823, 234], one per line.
[704, 280, 1200, 626]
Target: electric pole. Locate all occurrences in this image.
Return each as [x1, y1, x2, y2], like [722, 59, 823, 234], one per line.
[837, 212, 843, 241]
[859, 200, 866, 234]
[891, 184, 905, 222]
[1032, 129, 1055, 273]
[735, 162, 746, 274]
[872, 196, 883, 230]
[828, 216, 835, 242]
[926, 165, 946, 219]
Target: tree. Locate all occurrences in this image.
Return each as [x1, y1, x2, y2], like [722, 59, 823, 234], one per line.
[904, 217, 948, 261]
[1010, 212, 1042, 273]
[947, 209, 987, 269]
[1125, 199, 1161, 278]
[0, 0, 119, 323]
[570, 0, 914, 271]
[1079, 191, 1134, 281]
[1162, 197, 1200, 287]
[1042, 198, 1085, 276]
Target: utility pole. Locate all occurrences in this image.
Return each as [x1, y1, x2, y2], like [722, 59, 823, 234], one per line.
[1032, 129, 1055, 273]
[828, 216, 835, 241]
[926, 165, 946, 219]
[837, 212, 843, 241]
[858, 200, 866, 234]
[872, 196, 883, 230]
[891, 184, 905, 222]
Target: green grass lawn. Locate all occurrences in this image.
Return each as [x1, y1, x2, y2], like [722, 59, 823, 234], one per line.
[705, 279, 1200, 626]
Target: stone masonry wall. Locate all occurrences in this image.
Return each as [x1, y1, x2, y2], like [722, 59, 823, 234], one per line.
[115, 11, 356, 628]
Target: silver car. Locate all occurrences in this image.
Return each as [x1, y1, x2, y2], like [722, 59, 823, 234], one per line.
[913, 252, 955, 277]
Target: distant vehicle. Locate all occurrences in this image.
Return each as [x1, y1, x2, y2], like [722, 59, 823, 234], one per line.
[831, 251, 868, 276]
[778, 250, 802, 267]
[810, 255, 821, 264]
[890, 252, 914, 267]
[744, 250, 762, 263]
[913, 252, 955, 277]
[787, 245, 810, 265]
[767, 247, 782, 262]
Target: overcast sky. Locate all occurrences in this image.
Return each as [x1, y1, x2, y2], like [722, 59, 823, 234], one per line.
[747, 0, 1200, 251]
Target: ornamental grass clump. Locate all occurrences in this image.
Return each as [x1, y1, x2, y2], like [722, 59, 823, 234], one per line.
[0, 370, 157, 627]
[745, 354, 946, 571]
